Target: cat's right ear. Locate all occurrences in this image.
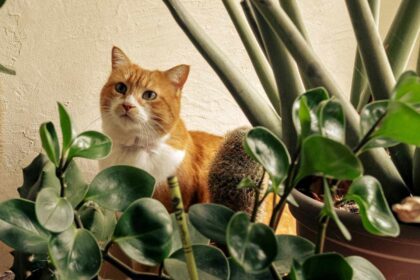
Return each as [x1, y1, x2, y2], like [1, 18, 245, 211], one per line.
[112, 46, 131, 69]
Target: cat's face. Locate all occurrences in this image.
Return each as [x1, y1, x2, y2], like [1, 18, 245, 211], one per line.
[100, 47, 189, 142]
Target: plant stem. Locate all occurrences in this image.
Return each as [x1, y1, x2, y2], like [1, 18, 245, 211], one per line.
[315, 215, 330, 254]
[352, 112, 387, 155]
[74, 211, 83, 229]
[251, 171, 266, 222]
[270, 263, 283, 280]
[163, 0, 282, 138]
[223, 0, 281, 114]
[240, 0, 267, 56]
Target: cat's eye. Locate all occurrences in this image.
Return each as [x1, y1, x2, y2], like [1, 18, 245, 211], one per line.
[142, 90, 157, 100]
[115, 82, 127, 94]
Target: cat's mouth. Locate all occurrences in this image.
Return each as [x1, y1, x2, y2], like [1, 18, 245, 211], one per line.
[119, 113, 136, 122]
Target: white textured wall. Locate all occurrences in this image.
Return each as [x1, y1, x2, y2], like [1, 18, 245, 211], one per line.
[0, 0, 417, 270]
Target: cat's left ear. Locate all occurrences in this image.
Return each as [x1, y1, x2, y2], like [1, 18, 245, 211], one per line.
[165, 64, 190, 89]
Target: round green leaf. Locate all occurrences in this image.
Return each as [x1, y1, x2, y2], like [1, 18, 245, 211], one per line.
[35, 187, 74, 233]
[374, 101, 420, 146]
[170, 213, 209, 255]
[85, 165, 155, 211]
[79, 201, 116, 249]
[295, 135, 363, 183]
[67, 131, 112, 161]
[39, 122, 60, 166]
[392, 71, 420, 107]
[317, 99, 345, 143]
[226, 212, 277, 273]
[228, 258, 273, 280]
[189, 203, 235, 244]
[273, 235, 314, 275]
[57, 102, 76, 151]
[344, 176, 400, 237]
[292, 253, 353, 280]
[346, 256, 385, 280]
[63, 160, 89, 207]
[49, 227, 102, 280]
[360, 101, 398, 150]
[113, 198, 173, 266]
[244, 127, 290, 189]
[0, 199, 50, 253]
[164, 244, 229, 280]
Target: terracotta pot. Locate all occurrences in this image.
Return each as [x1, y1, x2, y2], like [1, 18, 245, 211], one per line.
[289, 189, 420, 279]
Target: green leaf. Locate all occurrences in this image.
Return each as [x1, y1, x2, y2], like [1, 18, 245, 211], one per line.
[237, 177, 257, 190]
[57, 103, 76, 151]
[273, 235, 315, 275]
[392, 71, 420, 108]
[170, 213, 209, 255]
[292, 87, 329, 141]
[244, 127, 290, 191]
[85, 165, 155, 211]
[63, 160, 89, 207]
[226, 212, 277, 273]
[228, 258, 274, 280]
[317, 99, 345, 143]
[49, 227, 102, 280]
[188, 203, 235, 244]
[346, 256, 385, 280]
[0, 63, 15, 75]
[39, 122, 60, 166]
[164, 244, 230, 280]
[113, 198, 173, 266]
[18, 154, 52, 200]
[344, 176, 400, 237]
[0, 199, 50, 253]
[67, 131, 112, 161]
[360, 101, 398, 150]
[35, 187, 74, 233]
[322, 179, 351, 240]
[79, 201, 116, 249]
[373, 101, 420, 146]
[291, 253, 353, 280]
[295, 135, 363, 183]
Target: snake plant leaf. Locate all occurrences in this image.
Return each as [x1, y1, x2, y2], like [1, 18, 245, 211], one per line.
[164, 244, 229, 280]
[0, 63, 15, 75]
[228, 257, 274, 280]
[57, 102, 76, 151]
[244, 127, 290, 192]
[346, 256, 385, 280]
[63, 160, 89, 207]
[292, 87, 329, 142]
[392, 71, 420, 108]
[67, 131, 111, 161]
[226, 212, 277, 273]
[39, 122, 60, 167]
[0, 199, 50, 254]
[79, 201, 116, 249]
[49, 227, 102, 280]
[35, 187, 73, 233]
[317, 99, 345, 143]
[188, 203, 235, 244]
[344, 176, 399, 237]
[290, 253, 353, 280]
[113, 198, 173, 266]
[373, 101, 420, 146]
[322, 179, 351, 240]
[359, 101, 398, 151]
[170, 213, 209, 255]
[273, 235, 315, 275]
[295, 135, 363, 183]
[85, 165, 155, 211]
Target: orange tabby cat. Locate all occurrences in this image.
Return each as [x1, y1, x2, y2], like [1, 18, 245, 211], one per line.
[99, 46, 223, 211]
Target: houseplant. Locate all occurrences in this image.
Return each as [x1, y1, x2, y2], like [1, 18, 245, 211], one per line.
[162, 0, 420, 277]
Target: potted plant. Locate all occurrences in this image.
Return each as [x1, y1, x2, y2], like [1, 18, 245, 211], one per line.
[163, 0, 420, 278]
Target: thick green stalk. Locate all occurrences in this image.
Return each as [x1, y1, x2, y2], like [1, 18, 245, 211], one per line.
[247, 0, 304, 151]
[251, 0, 410, 204]
[357, 0, 420, 111]
[163, 0, 282, 138]
[346, 0, 416, 189]
[240, 0, 267, 57]
[223, 0, 281, 114]
[350, 0, 380, 108]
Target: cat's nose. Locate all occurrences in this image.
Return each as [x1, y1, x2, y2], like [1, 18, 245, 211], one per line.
[122, 103, 135, 112]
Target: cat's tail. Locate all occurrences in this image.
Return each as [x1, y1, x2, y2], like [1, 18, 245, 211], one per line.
[208, 127, 267, 218]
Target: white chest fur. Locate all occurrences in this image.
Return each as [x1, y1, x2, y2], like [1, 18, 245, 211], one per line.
[99, 139, 185, 184]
